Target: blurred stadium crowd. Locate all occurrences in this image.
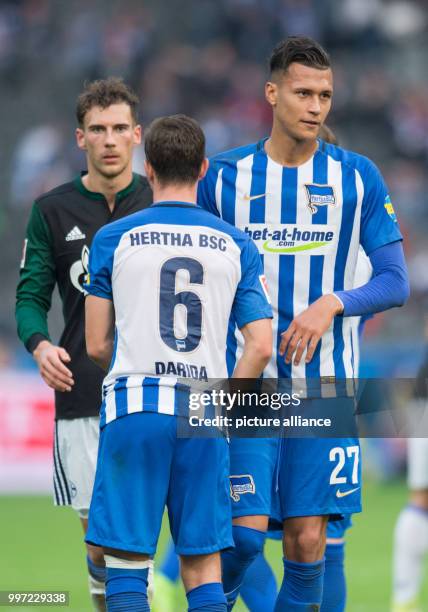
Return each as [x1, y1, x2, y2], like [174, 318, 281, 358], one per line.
[0, 0, 427, 373]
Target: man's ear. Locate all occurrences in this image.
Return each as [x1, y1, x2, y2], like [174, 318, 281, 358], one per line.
[265, 81, 277, 107]
[76, 128, 86, 151]
[133, 124, 142, 145]
[144, 160, 155, 187]
[198, 158, 209, 181]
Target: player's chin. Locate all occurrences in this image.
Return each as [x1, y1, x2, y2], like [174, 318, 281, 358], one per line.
[299, 122, 320, 137]
[99, 163, 126, 179]
[294, 129, 319, 144]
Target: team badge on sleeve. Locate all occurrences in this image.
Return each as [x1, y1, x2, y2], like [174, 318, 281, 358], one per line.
[384, 195, 397, 222]
[305, 184, 336, 214]
[229, 474, 256, 502]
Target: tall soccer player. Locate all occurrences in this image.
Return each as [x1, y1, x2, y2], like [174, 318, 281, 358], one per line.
[198, 36, 409, 611]
[15, 78, 152, 610]
[84, 114, 273, 612]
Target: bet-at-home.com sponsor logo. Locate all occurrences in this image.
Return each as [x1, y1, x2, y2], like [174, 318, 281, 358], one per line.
[244, 224, 337, 255]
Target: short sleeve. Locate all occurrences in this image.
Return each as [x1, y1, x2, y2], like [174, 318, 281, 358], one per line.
[85, 227, 115, 299]
[197, 161, 221, 216]
[359, 158, 403, 255]
[232, 237, 273, 328]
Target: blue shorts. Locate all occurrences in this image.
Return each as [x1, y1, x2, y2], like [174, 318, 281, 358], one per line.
[86, 412, 233, 556]
[277, 436, 361, 519]
[327, 514, 353, 539]
[266, 515, 353, 540]
[229, 437, 280, 518]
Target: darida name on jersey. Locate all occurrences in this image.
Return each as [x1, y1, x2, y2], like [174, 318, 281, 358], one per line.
[155, 360, 208, 381]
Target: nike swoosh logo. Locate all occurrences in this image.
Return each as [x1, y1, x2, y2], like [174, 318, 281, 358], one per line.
[243, 193, 267, 201]
[336, 486, 360, 498]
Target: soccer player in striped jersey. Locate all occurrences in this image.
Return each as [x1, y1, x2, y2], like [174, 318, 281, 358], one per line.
[84, 115, 273, 612]
[198, 36, 409, 610]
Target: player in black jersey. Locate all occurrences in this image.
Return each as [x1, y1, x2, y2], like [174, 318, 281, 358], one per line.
[15, 78, 152, 611]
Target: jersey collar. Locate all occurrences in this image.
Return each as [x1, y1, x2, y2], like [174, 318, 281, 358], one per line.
[73, 172, 139, 200]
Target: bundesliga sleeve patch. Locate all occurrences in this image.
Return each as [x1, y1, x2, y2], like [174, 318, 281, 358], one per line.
[384, 195, 397, 222]
[259, 274, 271, 303]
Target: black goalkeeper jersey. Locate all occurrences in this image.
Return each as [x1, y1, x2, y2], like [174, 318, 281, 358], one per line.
[16, 173, 152, 419]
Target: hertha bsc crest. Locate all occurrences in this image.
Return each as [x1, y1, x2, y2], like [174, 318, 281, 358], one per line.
[229, 474, 256, 502]
[305, 184, 336, 214]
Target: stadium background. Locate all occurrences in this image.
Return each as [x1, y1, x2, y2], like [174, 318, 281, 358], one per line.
[0, 0, 427, 609]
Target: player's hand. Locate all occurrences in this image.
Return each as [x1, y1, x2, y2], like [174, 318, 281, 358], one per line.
[32, 340, 74, 392]
[279, 294, 344, 365]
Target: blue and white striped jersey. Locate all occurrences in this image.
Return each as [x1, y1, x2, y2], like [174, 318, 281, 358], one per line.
[198, 138, 402, 382]
[85, 202, 272, 426]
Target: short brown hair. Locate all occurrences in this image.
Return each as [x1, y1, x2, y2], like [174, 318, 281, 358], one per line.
[76, 77, 140, 127]
[269, 36, 330, 77]
[144, 115, 205, 186]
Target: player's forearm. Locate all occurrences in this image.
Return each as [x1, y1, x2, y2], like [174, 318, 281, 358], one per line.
[85, 295, 115, 371]
[334, 241, 409, 317]
[86, 341, 113, 371]
[233, 350, 270, 378]
[15, 301, 50, 351]
[232, 318, 272, 378]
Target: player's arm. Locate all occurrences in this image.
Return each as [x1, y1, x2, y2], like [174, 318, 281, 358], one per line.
[84, 225, 117, 370]
[85, 296, 115, 371]
[15, 202, 74, 392]
[232, 319, 272, 378]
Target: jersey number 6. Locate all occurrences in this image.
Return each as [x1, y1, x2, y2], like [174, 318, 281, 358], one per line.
[159, 256, 203, 353]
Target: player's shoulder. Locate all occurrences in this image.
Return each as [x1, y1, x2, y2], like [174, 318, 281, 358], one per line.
[94, 207, 150, 244]
[34, 180, 76, 210]
[208, 141, 260, 171]
[193, 206, 253, 249]
[319, 140, 383, 181]
[132, 173, 151, 191]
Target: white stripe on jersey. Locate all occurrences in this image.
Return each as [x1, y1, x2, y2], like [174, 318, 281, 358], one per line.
[105, 386, 117, 424]
[319, 155, 344, 378]
[342, 169, 365, 379]
[235, 153, 254, 201]
[127, 375, 143, 414]
[263, 156, 283, 379]
[216, 168, 223, 216]
[291, 157, 314, 388]
[158, 378, 178, 416]
[231, 153, 256, 371]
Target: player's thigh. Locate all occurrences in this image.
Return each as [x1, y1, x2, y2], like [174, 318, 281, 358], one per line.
[54, 416, 99, 516]
[407, 438, 428, 498]
[229, 437, 280, 520]
[279, 437, 362, 519]
[87, 412, 175, 554]
[168, 430, 233, 555]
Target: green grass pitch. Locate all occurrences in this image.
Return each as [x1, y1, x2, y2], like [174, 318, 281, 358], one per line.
[1, 479, 427, 611]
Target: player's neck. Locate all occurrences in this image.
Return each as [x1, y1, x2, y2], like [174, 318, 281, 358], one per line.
[265, 130, 318, 167]
[82, 168, 133, 211]
[152, 183, 198, 206]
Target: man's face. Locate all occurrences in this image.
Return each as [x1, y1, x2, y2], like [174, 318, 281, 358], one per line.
[265, 62, 333, 142]
[76, 103, 141, 179]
